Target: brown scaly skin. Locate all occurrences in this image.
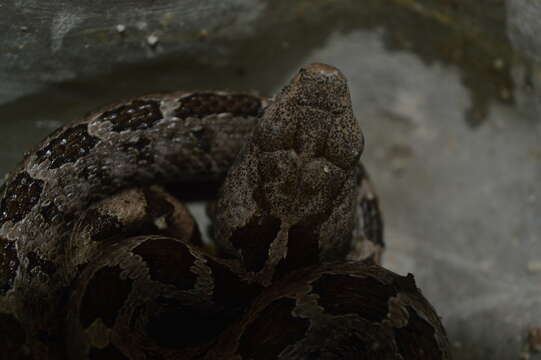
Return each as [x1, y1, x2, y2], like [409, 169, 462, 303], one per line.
[0, 91, 267, 359]
[65, 235, 261, 359]
[0, 64, 449, 360]
[66, 185, 204, 271]
[206, 262, 451, 360]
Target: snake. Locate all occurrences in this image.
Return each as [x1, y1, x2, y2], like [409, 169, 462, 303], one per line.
[0, 63, 451, 359]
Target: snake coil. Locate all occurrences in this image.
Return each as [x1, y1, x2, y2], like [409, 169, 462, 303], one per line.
[0, 64, 451, 359]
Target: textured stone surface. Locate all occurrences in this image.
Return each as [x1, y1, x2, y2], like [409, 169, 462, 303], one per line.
[1, 1, 541, 359]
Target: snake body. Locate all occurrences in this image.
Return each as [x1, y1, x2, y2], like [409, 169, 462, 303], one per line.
[0, 64, 450, 359]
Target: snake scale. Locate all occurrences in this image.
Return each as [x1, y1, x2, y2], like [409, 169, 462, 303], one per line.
[0, 63, 451, 359]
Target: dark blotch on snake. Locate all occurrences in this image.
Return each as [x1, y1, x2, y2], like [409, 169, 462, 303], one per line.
[99, 100, 163, 132]
[229, 216, 281, 273]
[394, 306, 443, 360]
[141, 187, 174, 221]
[36, 124, 99, 169]
[273, 218, 321, 281]
[394, 273, 418, 294]
[207, 261, 262, 309]
[0, 172, 43, 225]
[146, 298, 238, 349]
[175, 93, 262, 119]
[132, 238, 197, 290]
[238, 298, 309, 360]
[79, 266, 133, 328]
[312, 274, 396, 322]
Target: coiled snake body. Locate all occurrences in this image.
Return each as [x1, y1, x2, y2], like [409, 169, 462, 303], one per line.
[0, 64, 451, 359]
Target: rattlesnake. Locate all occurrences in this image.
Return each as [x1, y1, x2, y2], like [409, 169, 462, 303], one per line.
[0, 63, 451, 359]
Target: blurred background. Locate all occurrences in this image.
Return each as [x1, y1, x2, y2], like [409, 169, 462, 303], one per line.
[1, 1, 540, 358]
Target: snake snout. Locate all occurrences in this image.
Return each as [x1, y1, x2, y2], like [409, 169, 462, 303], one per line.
[291, 63, 350, 114]
[301, 63, 343, 77]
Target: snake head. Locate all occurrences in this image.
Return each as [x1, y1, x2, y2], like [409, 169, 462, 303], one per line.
[289, 63, 352, 114]
[216, 63, 366, 282]
[252, 63, 364, 221]
[254, 63, 364, 170]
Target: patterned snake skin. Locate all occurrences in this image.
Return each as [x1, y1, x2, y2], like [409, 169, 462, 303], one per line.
[0, 64, 450, 359]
